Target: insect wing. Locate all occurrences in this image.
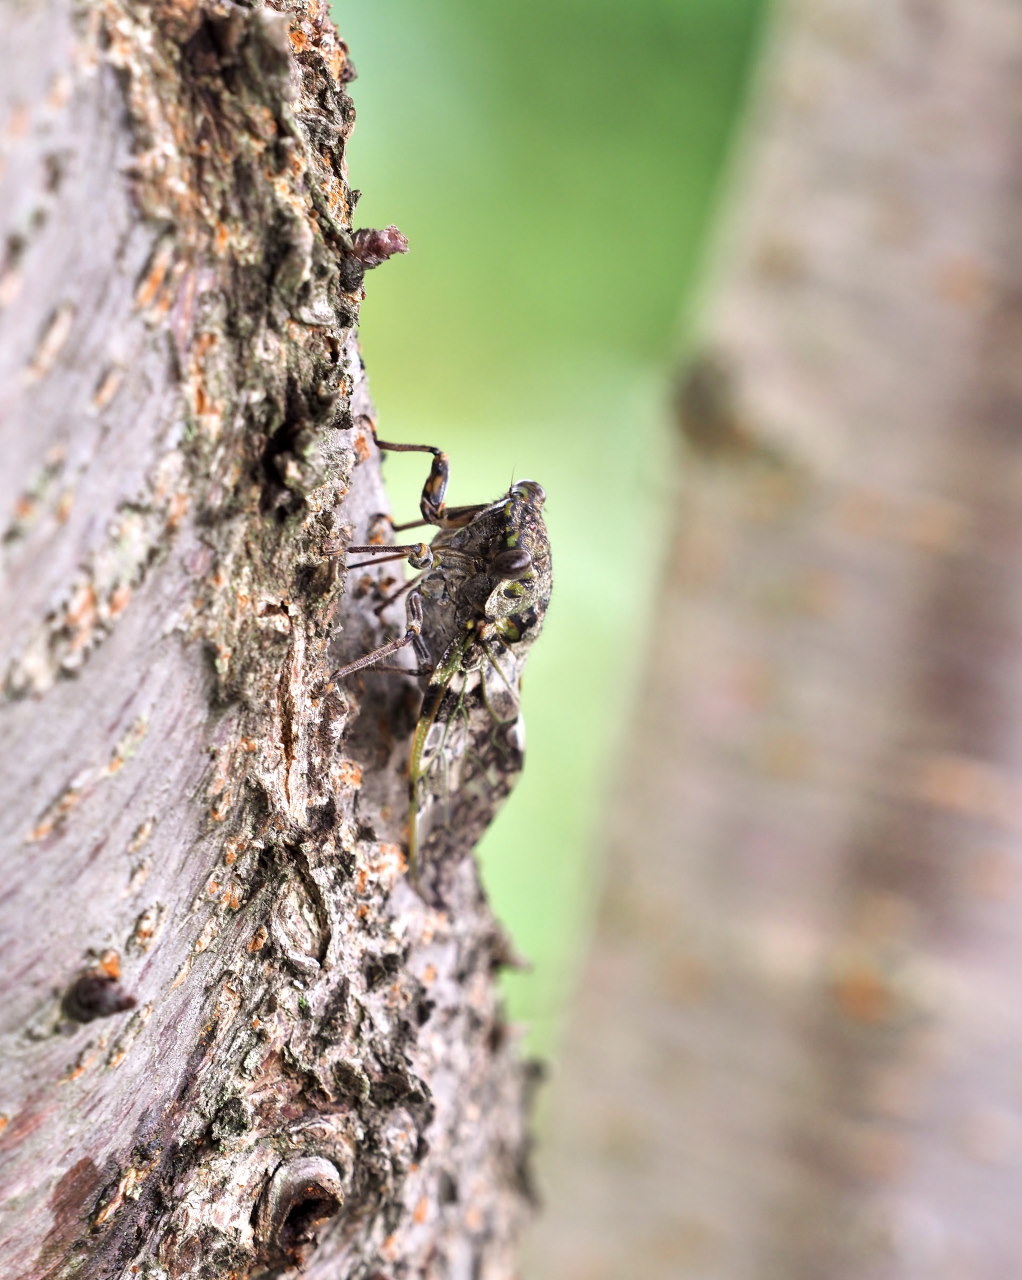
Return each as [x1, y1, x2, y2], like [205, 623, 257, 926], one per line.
[408, 632, 526, 875]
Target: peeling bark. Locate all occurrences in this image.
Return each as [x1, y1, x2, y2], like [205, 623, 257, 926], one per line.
[0, 3, 531, 1277]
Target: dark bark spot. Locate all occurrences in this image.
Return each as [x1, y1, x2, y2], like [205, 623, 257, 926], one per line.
[36, 1157, 104, 1273]
[363, 950, 402, 989]
[63, 972, 137, 1022]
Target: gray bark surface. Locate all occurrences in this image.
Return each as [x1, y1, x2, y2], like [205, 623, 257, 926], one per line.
[528, 1, 1022, 1277]
[0, 3, 530, 1277]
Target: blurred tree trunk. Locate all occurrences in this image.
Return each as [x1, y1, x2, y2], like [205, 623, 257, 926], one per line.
[0, 3, 530, 1278]
[529, 1, 1022, 1277]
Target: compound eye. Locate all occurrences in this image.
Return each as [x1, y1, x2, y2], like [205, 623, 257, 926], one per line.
[490, 547, 533, 579]
[512, 480, 546, 505]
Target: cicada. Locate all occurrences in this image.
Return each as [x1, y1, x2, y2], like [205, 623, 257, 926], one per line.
[334, 433, 552, 890]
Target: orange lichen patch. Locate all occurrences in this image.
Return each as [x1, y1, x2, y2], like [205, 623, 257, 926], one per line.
[0, 260, 22, 308]
[418, 910, 448, 946]
[192, 381, 213, 416]
[65, 580, 99, 654]
[5, 102, 29, 139]
[55, 489, 74, 523]
[93, 1162, 152, 1225]
[192, 328, 218, 359]
[104, 717, 148, 775]
[108, 582, 133, 619]
[25, 302, 76, 382]
[220, 881, 243, 910]
[353, 428, 372, 463]
[380, 1234, 399, 1262]
[27, 781, 84, 842]
[217, 979, 241, 1016]
[131, 905, 163, 953]
[13, 494, 37, 523]
[125, 860, 151, 896]
[63, 1047, 102, 1083]
[165, 489, 190, 532]
[337, 759, 362, 788]
[194, 917, 219, 953]
[289, 27, 310, 52]
[91, 364, 124, 410]
[98, 950, 122, 980]
[413, 1196, 429, 1225]
[905, 752, 1021, 828]
[214, 221, 231, 255]
[47, 71, 72, 111]
[134, 244, 174, 310]
[248, 925, 269, 953]
[0, 1114, 8, 1134]
[366, 843, 407, 885]
[271, 171, 307, 214]
[420, 963, 437, 987]
[464, 1206, 483, 1232]
[208, 743, 238, 800]
[830, 959, 897, 1024]
[127, 818, 155, 854]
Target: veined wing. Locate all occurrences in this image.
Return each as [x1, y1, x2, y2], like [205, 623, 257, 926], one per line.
[407, 628, 526, 880]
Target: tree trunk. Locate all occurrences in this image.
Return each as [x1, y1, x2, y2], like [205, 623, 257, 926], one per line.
[0, 3, 530, 1277]
[528, 1, 1022, 1277]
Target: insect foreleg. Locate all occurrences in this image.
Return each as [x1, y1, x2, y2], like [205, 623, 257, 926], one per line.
[344, 541, 434, 571]
[370, 424, 492, 532]
[333, 592, 426, 680]
[369, 424, 451, 529]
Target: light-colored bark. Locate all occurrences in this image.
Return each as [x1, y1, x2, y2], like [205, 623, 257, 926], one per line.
[0, 3, 530, 1277]
[529, 1, 1022, 1277]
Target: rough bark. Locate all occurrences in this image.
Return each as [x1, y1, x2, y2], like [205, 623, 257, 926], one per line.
[0, 3, 531, 1278]
[529, 1, 1022, 1277]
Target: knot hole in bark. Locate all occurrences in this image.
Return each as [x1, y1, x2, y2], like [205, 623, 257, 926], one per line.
[255, 1156, 345, 1264]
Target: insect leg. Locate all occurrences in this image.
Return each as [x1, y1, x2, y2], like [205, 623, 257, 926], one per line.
[333, 592, 426, 680]
[360, 619, 432, 676]
[369, 424, 451, 529]
[343, 541, 434, 570]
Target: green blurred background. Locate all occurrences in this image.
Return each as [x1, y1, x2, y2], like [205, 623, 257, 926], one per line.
[337, 0, 765, 1053]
